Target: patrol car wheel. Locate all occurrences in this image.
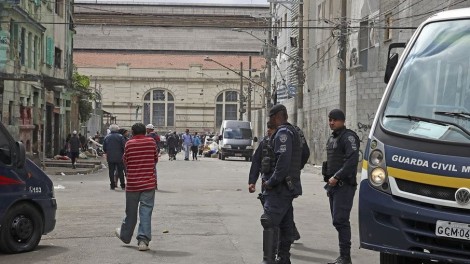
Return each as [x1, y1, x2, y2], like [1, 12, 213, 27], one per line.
[380, 252, 422, 264]
[0, 203, 43, 254]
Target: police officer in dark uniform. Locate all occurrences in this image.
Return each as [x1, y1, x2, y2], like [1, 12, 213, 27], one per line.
[250, 121, 303, 239]
[323, 109, 359, 264]
[254, 104, 303, 264]
[249, 121, 277, 193]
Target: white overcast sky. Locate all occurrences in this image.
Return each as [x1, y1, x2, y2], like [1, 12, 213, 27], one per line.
[82, 0, 268, 4]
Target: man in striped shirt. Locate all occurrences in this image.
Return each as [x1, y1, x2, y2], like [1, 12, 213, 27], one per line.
[115, 123, 158, 251]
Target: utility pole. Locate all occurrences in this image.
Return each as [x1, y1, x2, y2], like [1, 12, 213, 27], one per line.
[248, 56, 252, 122]
[339, 0, 347, 114]
[239, 62, 244, 121]
[266, 2, 273, 111]
[296, 1, 304, 127]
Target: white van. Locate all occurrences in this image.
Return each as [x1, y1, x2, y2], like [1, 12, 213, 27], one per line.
[218, 120, 257, 161]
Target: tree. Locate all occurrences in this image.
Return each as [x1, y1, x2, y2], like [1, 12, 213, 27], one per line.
[72, 68, 93, 123]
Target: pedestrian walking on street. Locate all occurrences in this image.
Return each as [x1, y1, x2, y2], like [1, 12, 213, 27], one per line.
[69, 131, 81, 169]
[256, 104, 304, 264]
[323, 109, 360, 264]
[167, 131, 178, 160]
[191, 132, 201, 160]
[115, 122, 158, 251]
[103, 124, 126, 190]
[119, 128, 130, 142]
[182, 129, 192, 161]
[146, 124, 160, 189]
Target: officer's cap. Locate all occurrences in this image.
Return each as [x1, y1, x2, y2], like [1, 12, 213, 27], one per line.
[269, 104, 287, 117]
[328, 109, 345, 120]
[146, 124, 154, 130]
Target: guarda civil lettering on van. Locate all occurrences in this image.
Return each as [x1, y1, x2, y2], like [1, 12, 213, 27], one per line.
[391, 155, 470, 173]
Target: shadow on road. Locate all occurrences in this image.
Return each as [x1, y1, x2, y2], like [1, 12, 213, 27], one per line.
[0, 245, 68, 259]
[155, 190, 177, 194]
[150, 249, 192, 258]
[291, 243, 337, 263]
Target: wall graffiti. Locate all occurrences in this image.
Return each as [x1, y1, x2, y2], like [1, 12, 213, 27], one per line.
[355, 112, 375, 143]
[355, 112, 375, 162]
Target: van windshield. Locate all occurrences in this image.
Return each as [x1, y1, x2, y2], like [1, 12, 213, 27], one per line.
[224, 128, 252, 139]
[383, 19, 470, 144]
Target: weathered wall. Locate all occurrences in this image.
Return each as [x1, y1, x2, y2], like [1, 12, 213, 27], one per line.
[301, 0, 470, 165]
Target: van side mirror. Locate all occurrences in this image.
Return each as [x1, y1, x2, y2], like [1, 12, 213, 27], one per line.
[253, 137, 258, 143]
[16, 141, 26, 168]
[384, 43, 406, 84]
[384, 53, 399, 84]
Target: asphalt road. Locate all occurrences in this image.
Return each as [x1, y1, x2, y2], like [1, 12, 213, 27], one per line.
[0, 154, 378, 264]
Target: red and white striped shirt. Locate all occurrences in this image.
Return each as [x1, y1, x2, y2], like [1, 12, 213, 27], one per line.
[123, 135, 158, 192]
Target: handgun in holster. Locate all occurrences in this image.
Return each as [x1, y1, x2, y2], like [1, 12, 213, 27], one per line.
[257, 192, 265, 206]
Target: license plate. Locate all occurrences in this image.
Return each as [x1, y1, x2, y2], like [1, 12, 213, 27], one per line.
[235, 153, 242, 157]
[435, 220, 470, 240]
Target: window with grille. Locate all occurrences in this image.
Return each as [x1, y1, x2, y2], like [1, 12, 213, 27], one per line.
[215, 90, 239, 127]
[143, 90, 175, 128]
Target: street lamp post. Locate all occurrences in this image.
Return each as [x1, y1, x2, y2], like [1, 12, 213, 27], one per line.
[248, 56, 252, 122]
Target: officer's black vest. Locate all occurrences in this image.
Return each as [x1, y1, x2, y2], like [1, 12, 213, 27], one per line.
[277, 123, 302, 182]
[260, 136, 276, 175]
[326, 128, 356, 179]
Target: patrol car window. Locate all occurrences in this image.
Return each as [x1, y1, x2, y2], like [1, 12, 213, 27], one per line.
[382, 20, 470, 144]
[0, 131, 12, 165]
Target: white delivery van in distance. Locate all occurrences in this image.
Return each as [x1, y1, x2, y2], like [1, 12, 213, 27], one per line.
[218, 120, 257, 161]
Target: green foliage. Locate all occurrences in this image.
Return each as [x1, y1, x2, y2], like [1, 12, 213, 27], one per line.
[72, 68, 93, 123]
[78, 100, 93, 123]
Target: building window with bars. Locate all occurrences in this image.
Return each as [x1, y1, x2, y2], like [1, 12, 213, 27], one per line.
[358, 20, 369, 71]
[215, 90, 239, 127]
[143, 89, 175, 128]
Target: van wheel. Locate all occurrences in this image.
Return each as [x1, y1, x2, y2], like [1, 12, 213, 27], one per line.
[0, 203, 43, 254]
[380, 252, 422, 264]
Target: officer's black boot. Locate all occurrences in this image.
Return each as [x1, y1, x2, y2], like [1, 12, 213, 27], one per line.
[277, 229, 292, 264]
[327, 255, 352, 264]
[261, 214, 278, 264]
[260, 228, 278, 264]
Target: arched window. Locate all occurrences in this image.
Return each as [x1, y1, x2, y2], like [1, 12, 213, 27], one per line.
[143, 90, 175, 128]
[216, 90, 238, 127]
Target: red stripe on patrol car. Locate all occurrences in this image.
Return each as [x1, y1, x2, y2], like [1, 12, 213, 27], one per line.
[0, 175, 24, 185]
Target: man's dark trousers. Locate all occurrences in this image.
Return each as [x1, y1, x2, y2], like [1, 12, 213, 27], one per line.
[263, 194, 294, 263]
[109, 162, 125, 189]
[328, 184, 356, 258]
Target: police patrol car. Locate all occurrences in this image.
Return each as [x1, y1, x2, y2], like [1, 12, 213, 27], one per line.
[0, 122, 57, 253]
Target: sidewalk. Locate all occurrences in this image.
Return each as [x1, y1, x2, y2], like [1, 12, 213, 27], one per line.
[42, 156, 106, 176]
